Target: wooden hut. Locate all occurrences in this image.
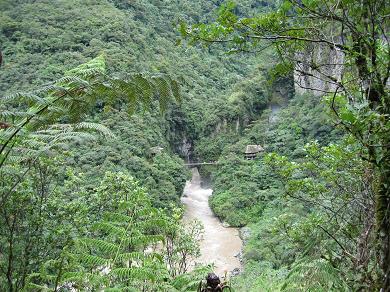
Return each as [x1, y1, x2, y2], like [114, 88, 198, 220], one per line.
[150, 146, 164, 157]
[244, 145, 264, 160]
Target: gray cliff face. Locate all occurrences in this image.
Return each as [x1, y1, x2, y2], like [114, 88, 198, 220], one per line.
[213, 118, 228, 136]
[179, 136, 193, 162]
[235, 117, 240, 132]
[211, 117, 245, 137]
[294, 43, 344, 96]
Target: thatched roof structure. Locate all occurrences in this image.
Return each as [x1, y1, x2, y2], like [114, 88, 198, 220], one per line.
[245, 145, 264, 154]
[150, 146, 164, 154]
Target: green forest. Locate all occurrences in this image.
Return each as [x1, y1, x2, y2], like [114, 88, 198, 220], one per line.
[0, 0, 389, 291]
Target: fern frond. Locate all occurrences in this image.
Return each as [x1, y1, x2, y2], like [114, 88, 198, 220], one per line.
[65, 54, 106, 77]
[33, 84, 66, 96]
[61, 271, 88, 282]
[282, 258, 350, 291]
[73, 122, 114, 138]
[115, 251, 148, 262]
[93, 221, 127, 237]
[103, 212, 133, 223]
[55, 76, 91, 87]
[80, 238, 120, 254]
[24, 282, 50, 291]
[78, 254, 110, 266]
[152, 76, 174, 112]
[111, 267, 157, 282]
[123, 234, 165, 247]
[0, 110, 28, 119]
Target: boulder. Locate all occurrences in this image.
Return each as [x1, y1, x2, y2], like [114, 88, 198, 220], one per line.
[239, 226, 251, 244]
[231, 268, 240, 276]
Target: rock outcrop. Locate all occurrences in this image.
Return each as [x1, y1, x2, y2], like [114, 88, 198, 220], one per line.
[294, 42, 344, 96]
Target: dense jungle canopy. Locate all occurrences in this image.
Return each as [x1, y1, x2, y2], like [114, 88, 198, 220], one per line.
[0, 0, 389, 291]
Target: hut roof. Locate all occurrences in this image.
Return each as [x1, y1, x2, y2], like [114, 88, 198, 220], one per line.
[150, 146, 164, 154]
[245, 145, 264, 154]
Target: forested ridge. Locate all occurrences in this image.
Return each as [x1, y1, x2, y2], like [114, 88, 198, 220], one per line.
[0, 0, 389, 291]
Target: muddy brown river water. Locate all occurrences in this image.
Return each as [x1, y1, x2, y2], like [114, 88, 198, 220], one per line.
[181, 168, 242, 275]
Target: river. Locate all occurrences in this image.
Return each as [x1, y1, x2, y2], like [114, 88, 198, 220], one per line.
[181, 168, 242, 275]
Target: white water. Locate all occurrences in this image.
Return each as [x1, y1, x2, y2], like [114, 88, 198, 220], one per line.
[181, 168, 242, 275]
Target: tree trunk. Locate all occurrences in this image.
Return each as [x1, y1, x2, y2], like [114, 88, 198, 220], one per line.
[376, 154, 390, 291]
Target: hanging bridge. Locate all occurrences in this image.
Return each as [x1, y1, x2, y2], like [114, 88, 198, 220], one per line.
[184, 162, 219, 166]
[182, 145, 265, 167]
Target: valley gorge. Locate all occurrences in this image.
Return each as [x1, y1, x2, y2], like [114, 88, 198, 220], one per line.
[0, 0, 388, 291]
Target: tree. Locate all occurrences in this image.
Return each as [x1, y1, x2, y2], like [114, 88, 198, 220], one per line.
[181, 0, 389, 289]
[164, 207, 203, 277]
[265, 140, 376, 289]
[62, 172, 170, 291]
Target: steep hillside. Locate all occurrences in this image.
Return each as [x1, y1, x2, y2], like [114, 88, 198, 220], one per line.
[0, 0, 267, 205]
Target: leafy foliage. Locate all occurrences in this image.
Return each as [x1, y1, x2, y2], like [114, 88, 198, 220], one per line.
[25, 172, 206, 291]
[62, 172, 170, 291]
[0, 54, 185, 291]
[164, 207, 203, 277]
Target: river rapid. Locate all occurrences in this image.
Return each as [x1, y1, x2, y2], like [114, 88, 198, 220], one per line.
[181, 168, 242, 275]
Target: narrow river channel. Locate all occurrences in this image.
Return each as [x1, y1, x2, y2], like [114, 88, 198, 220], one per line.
[181, 168, 242, 275]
